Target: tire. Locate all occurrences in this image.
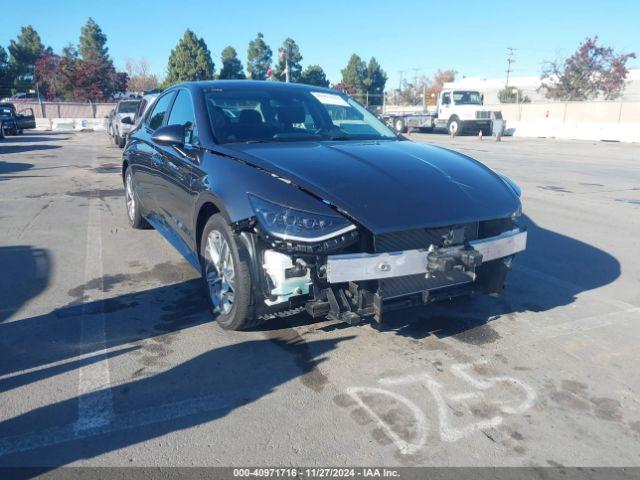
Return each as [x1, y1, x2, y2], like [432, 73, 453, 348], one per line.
[117, 132, 126, 148]
[394, 118, 407, 133]
[199, 214, 260, 330]
[447, 117, 462, 136]
[114, 130, 120, 145]
[124, 168, 151, 229]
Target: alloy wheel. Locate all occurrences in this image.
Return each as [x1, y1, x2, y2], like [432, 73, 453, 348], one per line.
[125, 172, 135, 221]
[204, 230, 235, 315]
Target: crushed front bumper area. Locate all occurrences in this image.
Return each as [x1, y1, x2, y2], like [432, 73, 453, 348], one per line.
[326, 229, 526, 283]
[306, 228, 527, 328]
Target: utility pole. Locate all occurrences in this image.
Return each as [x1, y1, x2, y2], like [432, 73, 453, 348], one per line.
[285, 54, 290, 83]
[505, 47, 516, 87]
[279, 47, 290, 82]
[397, 70, 404, 105]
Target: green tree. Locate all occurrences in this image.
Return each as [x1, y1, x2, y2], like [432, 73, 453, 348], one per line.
[78, 18, 109, 61]
[497, 87, 530, 103]
[247, 33, 272, 80]
[8, 25, 45, 91]
[364, 57, 387, 105]
[218, 46, 246, 79]
[273, 38, 302, 82]
[166, 29, 215, 84]
[0, 46, 11, 98]
[299, 65, 329, 87]
[340, 54, 367, 96]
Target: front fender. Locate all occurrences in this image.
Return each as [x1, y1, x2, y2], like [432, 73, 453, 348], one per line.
[193, 150, 344, 230]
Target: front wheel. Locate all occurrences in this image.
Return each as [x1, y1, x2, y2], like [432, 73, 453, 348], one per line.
[200, 214, 260, 330]
[448, 117, 462, 135]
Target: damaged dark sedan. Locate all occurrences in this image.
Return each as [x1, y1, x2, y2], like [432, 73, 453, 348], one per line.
[122, 81, 526, 331]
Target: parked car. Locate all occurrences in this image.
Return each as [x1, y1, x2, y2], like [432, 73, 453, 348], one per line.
[109, 99, 141, 148]
[0, 103, 36, 135]
[122, 81, 526, 331]
[133, 92, 160, 127]
[0, 92, 45, 103]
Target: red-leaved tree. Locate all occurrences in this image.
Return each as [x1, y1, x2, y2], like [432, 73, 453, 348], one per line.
[540, 36, 636, 101]
[36, 52, 127, 102]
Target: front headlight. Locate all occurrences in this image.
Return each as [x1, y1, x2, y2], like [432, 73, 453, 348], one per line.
[248, 195, 356, 243]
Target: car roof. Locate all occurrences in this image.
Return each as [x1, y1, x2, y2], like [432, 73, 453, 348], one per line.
[167, 80, 341, 95]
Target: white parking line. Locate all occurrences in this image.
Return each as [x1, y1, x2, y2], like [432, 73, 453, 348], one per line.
[74, 192, 113, 432]
[0, 391, 236, 457]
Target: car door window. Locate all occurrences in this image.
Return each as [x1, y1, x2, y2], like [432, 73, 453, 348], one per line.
[167, 90, 198, 145]
[442, 93, 451, 106]
[147, 93, 175, 131]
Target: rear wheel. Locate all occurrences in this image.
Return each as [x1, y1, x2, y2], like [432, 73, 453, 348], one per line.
[394, 118, 407, 133]
[124, 168, 150, 229]
[200, 214, 260, 330]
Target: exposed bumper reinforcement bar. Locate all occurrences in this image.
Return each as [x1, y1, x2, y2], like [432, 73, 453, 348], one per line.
[326, 228, 527, 284]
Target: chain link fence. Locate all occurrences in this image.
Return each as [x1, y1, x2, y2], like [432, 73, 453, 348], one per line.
[8, 101, 116, 119]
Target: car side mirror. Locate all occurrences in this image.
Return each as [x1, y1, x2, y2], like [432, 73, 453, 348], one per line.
[121, 116, 134, 125]
[151, 124, 184, 147]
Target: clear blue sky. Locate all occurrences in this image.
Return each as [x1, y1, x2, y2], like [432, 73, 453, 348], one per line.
[2, 0, 638, 88]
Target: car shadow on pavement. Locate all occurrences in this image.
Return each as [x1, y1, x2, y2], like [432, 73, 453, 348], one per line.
[0, 136, 70, 143]
[387, 214, 621, 341]
[0, 279, 209, 379]
[0, 144, 61, 155]
[0, 277, 351, 467]
[0, 246, 51, 324]
[0, 161, 34, 176]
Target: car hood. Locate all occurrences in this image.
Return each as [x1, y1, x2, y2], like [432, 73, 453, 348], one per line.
[225, 140, 521, 234]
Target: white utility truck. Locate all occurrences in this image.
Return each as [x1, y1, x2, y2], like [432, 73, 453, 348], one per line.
[383, 89, 494, 135]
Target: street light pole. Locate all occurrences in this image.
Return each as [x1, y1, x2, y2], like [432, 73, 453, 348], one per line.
[285, 54, 290, 83]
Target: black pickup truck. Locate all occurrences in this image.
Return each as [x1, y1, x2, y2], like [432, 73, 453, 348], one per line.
[0, 103, 36, 137]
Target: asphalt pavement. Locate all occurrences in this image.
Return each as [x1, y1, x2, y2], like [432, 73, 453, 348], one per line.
[0, 130, 639, 467]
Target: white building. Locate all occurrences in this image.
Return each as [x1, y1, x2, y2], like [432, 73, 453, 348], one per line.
[443, 68, 640, 103]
